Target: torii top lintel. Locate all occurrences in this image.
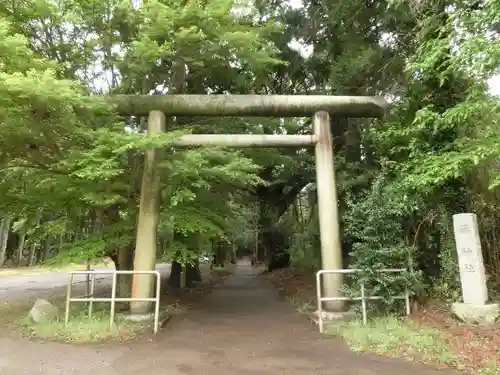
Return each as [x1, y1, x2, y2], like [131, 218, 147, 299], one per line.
[110, 94, 388, 118]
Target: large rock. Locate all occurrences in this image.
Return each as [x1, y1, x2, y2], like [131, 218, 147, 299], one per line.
[451, 302, 499, 325]
[311, 309, 356, 326]
[29, 299, 59, 323]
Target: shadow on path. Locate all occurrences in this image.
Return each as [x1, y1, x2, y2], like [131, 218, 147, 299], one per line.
[0, 264, 460, 375]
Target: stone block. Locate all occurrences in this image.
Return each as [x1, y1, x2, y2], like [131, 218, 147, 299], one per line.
[311, 309, 356, 325]
[451, 302, 499, 326]
[29, 299, 59, 323]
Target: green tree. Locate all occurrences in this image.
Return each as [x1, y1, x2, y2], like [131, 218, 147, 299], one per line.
[0, 0, 285, 307]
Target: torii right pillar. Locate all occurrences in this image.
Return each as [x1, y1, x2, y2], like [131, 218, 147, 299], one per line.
[314, 111, 344, 311]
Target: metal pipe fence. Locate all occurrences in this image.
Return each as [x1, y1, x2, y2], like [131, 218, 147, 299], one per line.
[316, 268, 411, 333]
[65, 270, 161, 333]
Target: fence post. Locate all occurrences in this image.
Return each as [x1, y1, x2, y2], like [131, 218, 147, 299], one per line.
[361, 283, 367, 324]
[88, 271, 96, 318]
[316, 271, 324, 333]
[154, 271, 161, 333]
[84, 259, 90, 307]
[64, 273, 73, 326]
[181, 265, 186, 289]
[109, 272, 118, 329]
[405, 287, 411, 315]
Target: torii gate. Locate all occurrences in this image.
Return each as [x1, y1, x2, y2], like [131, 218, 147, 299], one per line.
[110, 95, 388, 314]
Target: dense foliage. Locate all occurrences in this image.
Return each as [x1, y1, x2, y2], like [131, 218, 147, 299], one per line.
[0, 0, 499, 306]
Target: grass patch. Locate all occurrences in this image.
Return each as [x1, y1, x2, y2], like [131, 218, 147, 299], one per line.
[327, 316, 470, 371]
[16, 299, 145, 343]
[3, 295, 185, 343]
[14, 299, 191, 343]
[328, 317, 454, 360]
[480, 363, 500, 375]
[0, 298, 33, 324]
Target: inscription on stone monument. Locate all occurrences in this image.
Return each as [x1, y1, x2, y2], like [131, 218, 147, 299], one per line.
[452, 213, 488, 305]
[460, 246, 473, 254]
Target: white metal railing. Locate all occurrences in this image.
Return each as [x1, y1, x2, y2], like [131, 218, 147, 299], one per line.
[65, 270, 161, 333]
[316, 268, 411, 333]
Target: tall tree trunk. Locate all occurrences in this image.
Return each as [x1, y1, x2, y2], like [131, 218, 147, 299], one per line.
[257, 204, 273, 263]
[110, 245, 135, 311]
[0, 216, 12, 267]
[185, 260, 201, 286]
[116, 246, 134, 299]
[16, 230, 26, 266]
[230, 244, 237, 264]
[27, 213, 41, 267]
[213, 242, 226, 267]
[41, 239, 50, 262]
[54, 234, 64, 256]
[165, 56, 194, 290]
[168, 259, 202, 289]
[168, 261, 183, 289]
[27, 242, 37, 266]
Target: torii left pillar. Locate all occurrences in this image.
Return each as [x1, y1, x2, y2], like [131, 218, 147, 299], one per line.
[130, 110, 165, 315]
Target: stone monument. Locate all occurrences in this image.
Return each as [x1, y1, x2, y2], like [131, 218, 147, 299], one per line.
[451, 213, 499, 325]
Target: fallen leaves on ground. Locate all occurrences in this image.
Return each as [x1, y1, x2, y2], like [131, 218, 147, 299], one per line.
[264, 267, 316, 306]
[414, 304, 500, 373]
[263, 266, 500, 375]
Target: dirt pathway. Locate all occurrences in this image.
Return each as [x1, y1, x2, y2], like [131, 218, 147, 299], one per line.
[0, 264, 460, 375]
